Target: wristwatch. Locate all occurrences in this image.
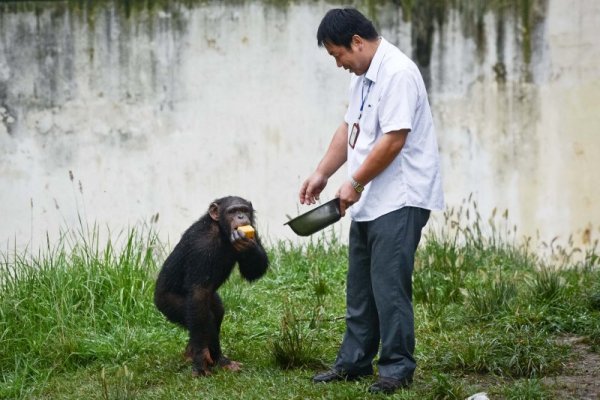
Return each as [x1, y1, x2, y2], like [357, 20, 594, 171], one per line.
[350, 178, 365, 193]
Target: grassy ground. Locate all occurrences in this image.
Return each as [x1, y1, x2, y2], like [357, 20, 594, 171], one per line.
[1, 207, 599, 399]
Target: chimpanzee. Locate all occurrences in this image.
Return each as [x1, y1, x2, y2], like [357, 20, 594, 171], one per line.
[154, 196, 269, 376]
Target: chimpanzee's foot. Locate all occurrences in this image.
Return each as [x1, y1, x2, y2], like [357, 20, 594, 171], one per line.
[222, 360, 242, 372]
[192, 367, 211, 377]
[217, 356, 243, 372]
[191, 348, 214, 377]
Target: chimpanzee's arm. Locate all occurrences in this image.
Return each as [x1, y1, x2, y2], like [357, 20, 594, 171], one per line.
[236, 240, 269, 281]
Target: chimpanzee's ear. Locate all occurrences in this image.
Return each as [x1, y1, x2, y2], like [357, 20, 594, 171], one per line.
[209, 202, 220, 221]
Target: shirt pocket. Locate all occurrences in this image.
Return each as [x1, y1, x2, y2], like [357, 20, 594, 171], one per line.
[358, 99, 379, 140]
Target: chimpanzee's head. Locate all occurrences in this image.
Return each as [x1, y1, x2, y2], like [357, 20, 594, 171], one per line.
[208, 196, 255, 235]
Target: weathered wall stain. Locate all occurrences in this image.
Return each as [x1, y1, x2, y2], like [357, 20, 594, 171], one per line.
[0, 1, 548, 115]
[0, 0, 598, 255]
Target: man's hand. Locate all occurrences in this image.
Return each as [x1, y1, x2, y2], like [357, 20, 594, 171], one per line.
[299, 121, 349, 205]
[336, 180, 362, 216]
[299, 172, 328, 205]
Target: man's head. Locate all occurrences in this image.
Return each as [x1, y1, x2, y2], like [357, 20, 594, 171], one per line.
[317, 8, 379, 49]
[317, 8, 380, 75]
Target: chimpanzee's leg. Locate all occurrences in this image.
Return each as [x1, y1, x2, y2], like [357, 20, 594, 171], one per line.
[208, 292, 225, 362]
[154, 288, 187, 328]
[188, 285, 216, 376]
[210, 292, 242, 371]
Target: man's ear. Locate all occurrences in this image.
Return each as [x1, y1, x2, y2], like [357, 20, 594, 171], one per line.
[351, 34, 363, 50]
[209, 202, 219, 221]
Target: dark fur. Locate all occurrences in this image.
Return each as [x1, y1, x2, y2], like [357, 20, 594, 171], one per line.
[154, 196, 269, 376]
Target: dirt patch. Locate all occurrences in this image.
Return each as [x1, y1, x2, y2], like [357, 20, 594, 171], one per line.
[543, 336, 600, 400]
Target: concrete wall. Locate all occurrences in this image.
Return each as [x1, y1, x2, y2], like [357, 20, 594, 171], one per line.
[1, 0, 599, 253]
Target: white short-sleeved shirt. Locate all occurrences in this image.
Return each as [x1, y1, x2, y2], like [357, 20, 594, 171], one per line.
[344, 38, 444, 221]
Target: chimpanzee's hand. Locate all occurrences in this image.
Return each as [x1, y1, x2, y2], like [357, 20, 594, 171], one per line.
[230, 230, 255, 252]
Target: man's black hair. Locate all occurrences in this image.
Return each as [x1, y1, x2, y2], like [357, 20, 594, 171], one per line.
[317, 8, 379, 49]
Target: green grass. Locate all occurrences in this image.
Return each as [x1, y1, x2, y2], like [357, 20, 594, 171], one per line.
[1, 206, 599, 399]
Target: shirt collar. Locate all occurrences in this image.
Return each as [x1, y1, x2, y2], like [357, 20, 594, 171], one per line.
[364, 37, 389, 83]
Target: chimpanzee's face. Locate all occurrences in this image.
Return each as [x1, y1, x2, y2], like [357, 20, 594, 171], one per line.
[208, 196, 254, 235]
[223, 204, 252, 232]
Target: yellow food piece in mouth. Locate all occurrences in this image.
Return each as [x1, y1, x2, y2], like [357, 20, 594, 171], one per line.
[237, 225, 255, 239]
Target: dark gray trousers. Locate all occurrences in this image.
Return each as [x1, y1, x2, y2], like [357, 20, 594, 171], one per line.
[333, 206, 430, 380]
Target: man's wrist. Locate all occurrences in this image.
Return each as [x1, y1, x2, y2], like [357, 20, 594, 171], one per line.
[350, 177, 365, 193]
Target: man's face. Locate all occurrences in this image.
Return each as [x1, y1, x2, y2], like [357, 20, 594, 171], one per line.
[324, 39, 366, 75]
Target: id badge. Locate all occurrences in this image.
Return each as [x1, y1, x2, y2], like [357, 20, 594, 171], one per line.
[349, 122, 360, 149]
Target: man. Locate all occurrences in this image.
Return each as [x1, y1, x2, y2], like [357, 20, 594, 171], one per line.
[299, 8, 444, 394]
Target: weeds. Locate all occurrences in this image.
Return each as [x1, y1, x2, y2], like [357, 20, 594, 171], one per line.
[466, 277, 517, 320]
[0, 199, 599, 399]
[529, 267, 562, 302]
[270, 301, 323, 369]
[502, 378, 549, 398]
[426, 372, 467, 399]
[100, 365, 136, 400]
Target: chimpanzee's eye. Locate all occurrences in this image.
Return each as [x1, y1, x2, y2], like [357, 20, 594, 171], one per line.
[228, 206, 249, 215]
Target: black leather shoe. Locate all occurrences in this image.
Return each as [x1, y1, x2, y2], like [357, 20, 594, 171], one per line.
[312, 369, 366, 383]
[368, 376, 413, 394]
